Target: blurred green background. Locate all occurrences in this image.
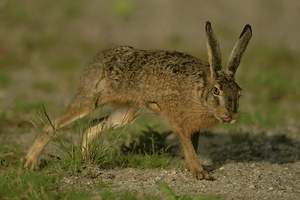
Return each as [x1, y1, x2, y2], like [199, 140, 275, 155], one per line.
[1, 0, 299, 129]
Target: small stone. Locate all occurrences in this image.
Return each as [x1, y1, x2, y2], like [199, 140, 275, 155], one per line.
[249, 184, 255, 189]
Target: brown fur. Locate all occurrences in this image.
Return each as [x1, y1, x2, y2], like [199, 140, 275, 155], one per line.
[24, 22, 252, 180]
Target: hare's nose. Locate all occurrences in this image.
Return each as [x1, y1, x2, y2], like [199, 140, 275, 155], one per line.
[231, 112, 238, 120]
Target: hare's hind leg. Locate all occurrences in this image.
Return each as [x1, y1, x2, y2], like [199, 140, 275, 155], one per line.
[24, 96, 96, 169]
[81, 106, 137, 157]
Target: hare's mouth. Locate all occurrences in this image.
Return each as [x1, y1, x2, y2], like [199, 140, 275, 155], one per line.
[221, 117, 237, 125]
[215, 116, 237, 124]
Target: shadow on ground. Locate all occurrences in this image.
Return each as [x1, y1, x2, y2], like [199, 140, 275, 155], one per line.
[116, 124, 300, 173]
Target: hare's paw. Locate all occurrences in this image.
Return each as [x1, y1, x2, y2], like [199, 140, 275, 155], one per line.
[24, 154, 39, 170]
[24, 147, 41, 169]
[191, 168, 214, 180]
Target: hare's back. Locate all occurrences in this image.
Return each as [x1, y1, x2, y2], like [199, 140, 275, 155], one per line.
[80, 46, 209, 106]
[100, 46, 208, 79]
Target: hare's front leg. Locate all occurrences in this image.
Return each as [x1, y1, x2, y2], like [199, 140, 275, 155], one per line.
[177, 131, 211, 180]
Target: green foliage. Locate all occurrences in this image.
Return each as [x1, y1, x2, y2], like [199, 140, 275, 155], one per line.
[112, 0, 135, 20]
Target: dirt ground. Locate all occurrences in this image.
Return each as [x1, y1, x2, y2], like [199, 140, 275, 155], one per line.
[49, 125, 300, 200]
[1, 0, 300, 199]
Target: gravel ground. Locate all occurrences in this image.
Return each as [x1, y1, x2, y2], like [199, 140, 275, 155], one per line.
[57, 125, 300, 199]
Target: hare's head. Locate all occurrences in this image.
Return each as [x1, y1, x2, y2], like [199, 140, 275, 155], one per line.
[203, 21, 252, 124]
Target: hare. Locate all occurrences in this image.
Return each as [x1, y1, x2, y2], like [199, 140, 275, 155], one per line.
[24, 21, 252, 180]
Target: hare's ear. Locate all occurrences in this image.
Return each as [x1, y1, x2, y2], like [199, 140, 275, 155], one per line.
[206, 21, 222, 80]
[227, 24, 252, 78]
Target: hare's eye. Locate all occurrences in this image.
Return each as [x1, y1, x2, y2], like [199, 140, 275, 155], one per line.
[213, 87, 220, 96]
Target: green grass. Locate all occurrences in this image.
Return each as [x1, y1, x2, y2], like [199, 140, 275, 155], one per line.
[236, 45, 300, 128]
[52, 116, 173, 169]
[0, 102, 226, 200]
[0, 170, 91, 200]
[111, 0, 135, 20]
[0, 151, 92, 200]
[9, 107, 173, 199]
[0, 111, 223, 199]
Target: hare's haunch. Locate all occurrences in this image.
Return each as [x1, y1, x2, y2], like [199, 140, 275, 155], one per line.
[24, 22, 252, 180]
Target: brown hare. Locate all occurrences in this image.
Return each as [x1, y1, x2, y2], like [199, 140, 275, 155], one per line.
[24, 21, 252, 180]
